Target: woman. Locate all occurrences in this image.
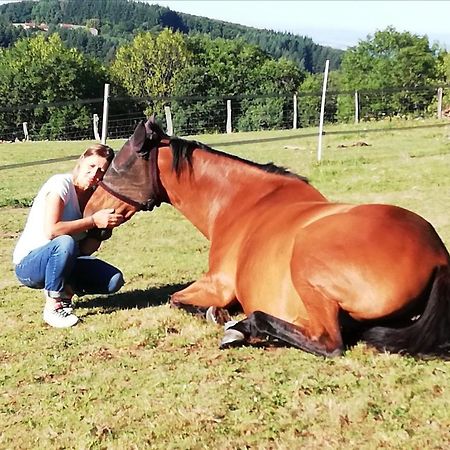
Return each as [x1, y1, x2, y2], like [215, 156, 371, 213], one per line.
[13, 144, 125, 328]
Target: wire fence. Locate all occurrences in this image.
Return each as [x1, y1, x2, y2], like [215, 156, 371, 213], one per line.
[0, 85, 449, 143]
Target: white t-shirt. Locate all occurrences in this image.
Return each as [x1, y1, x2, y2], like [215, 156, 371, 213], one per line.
[13, 174, 87, 264]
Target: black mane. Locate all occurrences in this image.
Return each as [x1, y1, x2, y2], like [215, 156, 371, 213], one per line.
[146, 118, 309, 183]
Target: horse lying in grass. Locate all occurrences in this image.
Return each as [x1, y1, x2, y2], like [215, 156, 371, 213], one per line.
[84, 117, 450, 358]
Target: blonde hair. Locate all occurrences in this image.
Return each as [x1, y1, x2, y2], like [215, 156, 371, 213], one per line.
[80, 144, 114, 162]
[73, 144, 114, 177]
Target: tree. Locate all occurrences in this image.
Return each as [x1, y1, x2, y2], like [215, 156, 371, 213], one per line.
[110, 28, 191, 115]
[172, 35, 306, 133]
[0, 0, 343, 70]
[237, 57, 306, 131]
[0, 33, 107, 139]
[0, 23, 27, 49]
[437, 51, 450, 84]
[298, 71, 341, 127]
[337, 27, 443, 121]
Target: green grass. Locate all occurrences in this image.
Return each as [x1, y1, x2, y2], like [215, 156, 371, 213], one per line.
[1, 119, 450, 449]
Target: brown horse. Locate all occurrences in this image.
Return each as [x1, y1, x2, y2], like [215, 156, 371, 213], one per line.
[84, 117, 450, 358]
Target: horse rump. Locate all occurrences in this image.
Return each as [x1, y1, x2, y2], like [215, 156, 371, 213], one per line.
[361, 265, 450, 358]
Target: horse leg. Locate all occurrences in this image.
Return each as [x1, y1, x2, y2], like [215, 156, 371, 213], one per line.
[222, 310, 343, 357]
[169, 274, 235, 324]
[292, 282, 344, 355]
[170, 303, 232, 325]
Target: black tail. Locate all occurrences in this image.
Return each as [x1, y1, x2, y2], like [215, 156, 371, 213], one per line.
[362, 266, 450, 358]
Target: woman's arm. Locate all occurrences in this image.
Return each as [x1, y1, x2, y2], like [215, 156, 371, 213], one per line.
[43, 192, 124, 239]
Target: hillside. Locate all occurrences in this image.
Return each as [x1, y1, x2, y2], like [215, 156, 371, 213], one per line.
[0, 0, 343, 72]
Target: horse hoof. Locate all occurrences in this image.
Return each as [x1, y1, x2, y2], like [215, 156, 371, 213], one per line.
[169, 296, 181, 309]
[206, 306, 218, 323]
[224, 320, 239, 330]
[220, 325, 245, 349]
[206, 306, 232, 325]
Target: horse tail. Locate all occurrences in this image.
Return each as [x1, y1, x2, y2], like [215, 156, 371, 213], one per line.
[362, 265, 450, 358]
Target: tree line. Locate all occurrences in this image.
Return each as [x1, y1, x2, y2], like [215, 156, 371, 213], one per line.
[0, 0, 342, 70]
[0, 0, 449, 140]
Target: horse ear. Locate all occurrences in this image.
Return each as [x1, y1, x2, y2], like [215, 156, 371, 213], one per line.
[144, 114, 169, 140]
[130, 120, 150, 158]
[144, 114, 157, 136]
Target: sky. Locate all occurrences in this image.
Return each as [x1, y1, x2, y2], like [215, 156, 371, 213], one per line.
[147, 1, 450, 50]
[1, 0, 449, 50]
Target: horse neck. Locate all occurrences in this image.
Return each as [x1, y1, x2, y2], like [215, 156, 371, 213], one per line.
[157, 146, 326, 239]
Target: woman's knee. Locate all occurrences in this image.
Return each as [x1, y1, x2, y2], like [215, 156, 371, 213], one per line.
[52, 235, 77, 256]
[108, 271, 124, 293]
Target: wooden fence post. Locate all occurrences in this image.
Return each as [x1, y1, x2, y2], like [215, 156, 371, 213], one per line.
[22, 122, 29, 141]
[437, 87, 443, 119]
[293, 94, 298, 129]
[101, 83, 110, 145]
[226, 99, 232, 133]
[317, 59, 329, 162]
[93, 114, 100, 141]
[164, 106, 173, 135]
[354, 91, 359, 124]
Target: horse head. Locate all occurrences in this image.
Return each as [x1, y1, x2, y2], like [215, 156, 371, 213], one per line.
[84, 116, 169, 237]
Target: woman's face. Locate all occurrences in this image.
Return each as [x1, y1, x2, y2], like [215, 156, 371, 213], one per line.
[74, 154, 110, 191]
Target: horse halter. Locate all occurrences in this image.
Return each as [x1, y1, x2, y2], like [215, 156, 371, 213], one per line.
[98, 142, 168, 212]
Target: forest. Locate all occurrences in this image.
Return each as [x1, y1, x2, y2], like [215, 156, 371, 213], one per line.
[0, 0, 342, 71]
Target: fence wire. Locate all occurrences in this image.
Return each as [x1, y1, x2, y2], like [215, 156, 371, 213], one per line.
[0, 86, 448, 142]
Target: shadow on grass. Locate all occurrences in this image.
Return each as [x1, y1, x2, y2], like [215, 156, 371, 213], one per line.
[78, 286, 370, 354]
[77, 282, 192, 314]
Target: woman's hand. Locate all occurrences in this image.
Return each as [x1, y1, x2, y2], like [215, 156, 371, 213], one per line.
[91, 208, 125, 229]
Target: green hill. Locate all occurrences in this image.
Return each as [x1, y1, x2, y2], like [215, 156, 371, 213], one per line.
[0, 0, 343, 72]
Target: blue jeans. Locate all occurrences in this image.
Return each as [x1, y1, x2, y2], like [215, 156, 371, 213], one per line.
[15, 235, 124, 297]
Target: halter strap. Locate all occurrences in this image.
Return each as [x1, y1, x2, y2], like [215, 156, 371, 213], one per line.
[146, 144, 169, 210]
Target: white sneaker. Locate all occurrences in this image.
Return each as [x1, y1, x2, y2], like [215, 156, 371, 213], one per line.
[62, 285, 74, 313]
[43, 289, 74, 314]
[60, 299, 74, 314]
[43, 305, 79, 328]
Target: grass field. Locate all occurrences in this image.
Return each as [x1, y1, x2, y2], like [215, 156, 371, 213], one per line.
[1, 119, 449, 449]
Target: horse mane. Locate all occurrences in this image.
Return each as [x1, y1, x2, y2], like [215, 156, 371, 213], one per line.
[145, 118, 309, 183]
